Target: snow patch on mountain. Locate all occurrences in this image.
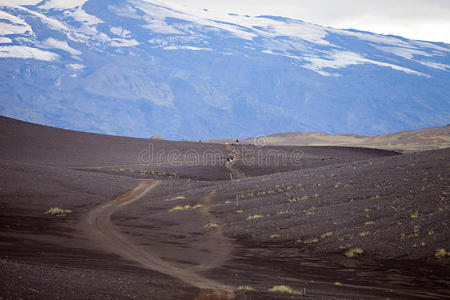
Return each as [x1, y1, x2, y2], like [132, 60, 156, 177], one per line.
[0, 10, 33, 35]
[303, 51, 429, 77]
[146, 0, 329, 44]
[110, 38, 139, 47]
[110, 26, 131, 38]
[42, 37, 81, 55]
[0, 45, 59, 60]
[2, 0, 41, 6]
[13, 6, 73, 36]
[163, 45, 212, 51]
[130, 0, 257, 40]
[374, 46, 433, 60]
[39, 0, 102, 27]
[39, 0, 87, 10]
[419, 61, 450, 71]
[67, 63, 85, 70]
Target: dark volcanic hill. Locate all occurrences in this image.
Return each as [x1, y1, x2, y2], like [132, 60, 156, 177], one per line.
[0, 117, 449, 299]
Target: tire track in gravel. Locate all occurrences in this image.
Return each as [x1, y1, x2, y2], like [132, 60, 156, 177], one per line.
[85, 179, 234, 299]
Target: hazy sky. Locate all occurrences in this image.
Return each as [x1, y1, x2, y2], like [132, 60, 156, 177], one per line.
[165, 0, 450, 43]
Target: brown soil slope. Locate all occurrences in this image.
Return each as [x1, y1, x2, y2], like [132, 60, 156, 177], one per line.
[235, 125, 450, 151]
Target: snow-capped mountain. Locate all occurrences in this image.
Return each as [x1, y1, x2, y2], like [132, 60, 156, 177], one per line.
[1, 0, 449, 139]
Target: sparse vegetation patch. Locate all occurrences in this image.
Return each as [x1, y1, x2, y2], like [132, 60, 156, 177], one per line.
[237, 286, 255, 291]
[204, 223, 219, 228]
[268, 285, 302, 295]
[345, 248, 364, 258]
[321, 232, 333, 239]
[303, 238, 319, 244]
[435, 249, 449, 259]
[169, 204, 203, 212]
[46, 207, 72, 216]
[410, 211, 420, 219]
[246, 214, 263, 220]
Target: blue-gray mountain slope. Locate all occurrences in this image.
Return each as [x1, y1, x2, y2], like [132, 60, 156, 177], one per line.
[0, 0, 449, 140]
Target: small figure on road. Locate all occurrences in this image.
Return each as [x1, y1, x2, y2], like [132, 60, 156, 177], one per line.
[227, 153, 234, 163]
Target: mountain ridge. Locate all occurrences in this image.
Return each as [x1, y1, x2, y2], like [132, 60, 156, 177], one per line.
[1, 0, 449, 139]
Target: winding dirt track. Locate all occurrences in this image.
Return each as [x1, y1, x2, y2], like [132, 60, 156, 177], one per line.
[85, 180, 234, 299]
